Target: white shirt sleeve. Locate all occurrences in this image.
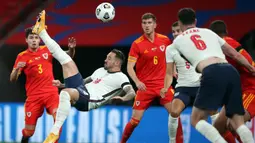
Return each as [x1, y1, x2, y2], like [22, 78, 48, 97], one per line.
[217, 35, 226, 47]
[166, 44, 177, 63]
[119, 73, 131, 89]
[207, 29, 226, 47]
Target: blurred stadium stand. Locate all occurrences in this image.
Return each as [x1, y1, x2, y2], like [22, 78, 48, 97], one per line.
[0, 0, 55, 47]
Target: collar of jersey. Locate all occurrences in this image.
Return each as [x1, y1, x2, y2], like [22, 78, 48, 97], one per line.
[143, 32, 158, 41]
[27, 47, 39, 53]
[107, 71, 121, 73]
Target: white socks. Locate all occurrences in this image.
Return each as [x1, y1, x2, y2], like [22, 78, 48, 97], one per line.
[39, 29, 72, 65]
[236, 124, 254, 143]
[195, 120, 227, 143]
[210, 113, 219, 125]
[168, 115, 178, 143]
[51, 91, 71, 135]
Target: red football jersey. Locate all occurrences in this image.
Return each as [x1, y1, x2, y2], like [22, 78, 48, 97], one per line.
[224, 36, 255, 92]
[128, 33, 171, 88]
[13, 46, 58, 96]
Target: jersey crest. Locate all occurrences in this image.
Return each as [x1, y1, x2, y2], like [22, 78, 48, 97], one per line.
[93, 78, 102, 84]
[160, 45, 165, 51]
[135, 101, 140, 106]
[42, 53, 48, 59]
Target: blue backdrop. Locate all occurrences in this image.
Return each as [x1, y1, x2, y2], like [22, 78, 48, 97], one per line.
[0, 103, 254, 143]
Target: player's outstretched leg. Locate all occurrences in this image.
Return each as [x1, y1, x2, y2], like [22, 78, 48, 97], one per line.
[21, 137, 29, 143]
[191, 107, 227, 143]
[21, 129, 35, 143]
[121, 110, 144, 143]
[43, 73, 83, 142]
[32, 10, 78, 79]
[213, 108, 236, 143]
[168, 115, 183, 143]
[168, 98, 185, 143]
[221, 68, 254, 143]
[32, 11, 89, 143]
[44, 87, 84, 143]
[43, 90, 71, 143]
[228, 113, 253, 143]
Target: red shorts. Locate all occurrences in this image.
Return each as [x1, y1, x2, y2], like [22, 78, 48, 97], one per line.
[242, 91, 255, 118]
[25, 92, 59, 125]
[133, 87, 174, 110]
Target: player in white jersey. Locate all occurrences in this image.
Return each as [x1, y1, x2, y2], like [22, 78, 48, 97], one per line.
[31, 10, 136, 143]
[171, 8, 255, 143]
[48, 49, 135, 142]
[160, 21, 218, 143]
[53, 66, 134, 110]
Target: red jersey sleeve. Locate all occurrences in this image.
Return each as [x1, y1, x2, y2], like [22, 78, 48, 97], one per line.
[128, 42, 140, 62]
[224, 37, 255, 92]
[13, 53, 26, 73]
[225, 36, 254, 70]
[224, 36, 241, 49]
[165, 38, 172, 46]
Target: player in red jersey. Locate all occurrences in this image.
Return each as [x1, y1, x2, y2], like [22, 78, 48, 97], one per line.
[210, 20, 255, 143]
[10, 27, 75, 143]
[120, 13, 183, 143]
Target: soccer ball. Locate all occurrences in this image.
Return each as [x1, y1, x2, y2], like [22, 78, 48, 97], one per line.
[95, 2, 115, 22]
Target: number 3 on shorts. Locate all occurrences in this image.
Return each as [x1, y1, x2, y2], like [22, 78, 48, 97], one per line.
[190, 34, 207, 50]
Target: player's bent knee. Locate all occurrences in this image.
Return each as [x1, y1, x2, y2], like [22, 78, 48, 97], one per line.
[62, 88, 79, 102]
[22, 129, 35, 137]
[62, 61, 79, 76]
[191, 108, 206, 126]
[171, 110, 181, 118]
[60, 90, 71, 101]
[208, 110, 218, 115]
[244, 110, 252, 122]
[59, 90, 72, 103]
[132, 109, 145, 121]
[191, 116, 200, 127]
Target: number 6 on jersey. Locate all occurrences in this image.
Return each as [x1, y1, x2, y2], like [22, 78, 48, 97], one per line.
[153, 56, 158, 65]
[190, 35, 207, 50]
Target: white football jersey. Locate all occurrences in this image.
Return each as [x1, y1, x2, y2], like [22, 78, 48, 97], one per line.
[173, 28, 226, 69]
[86, 67, 130, 110]
[166, 45, 200, 87]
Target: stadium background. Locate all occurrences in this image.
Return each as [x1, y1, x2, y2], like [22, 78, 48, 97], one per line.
[0, 0, 255, 142]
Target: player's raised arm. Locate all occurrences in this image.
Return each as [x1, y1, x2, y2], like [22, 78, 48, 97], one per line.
[65, 37, 76, 58]
[238, 48, 254, 65]
[221, 43, 255, 73]
[10, 66, 23, 82]
[52, 80, 65, 88]
[10, 55, 26, 82]
[164, 63, 174, 88]
[127, 59, 138, 82]
[111, 84, 135, 103]
[210, 29, 255, 73]
[120, 85, 136, 101]
[160, 45, 175, 97]
[127, 43, 146, 91]
[173, 63, 178, 79]
[83, 76, 92, 84]
[161, 62, 174, 97]
[127, 59, 146, 91]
